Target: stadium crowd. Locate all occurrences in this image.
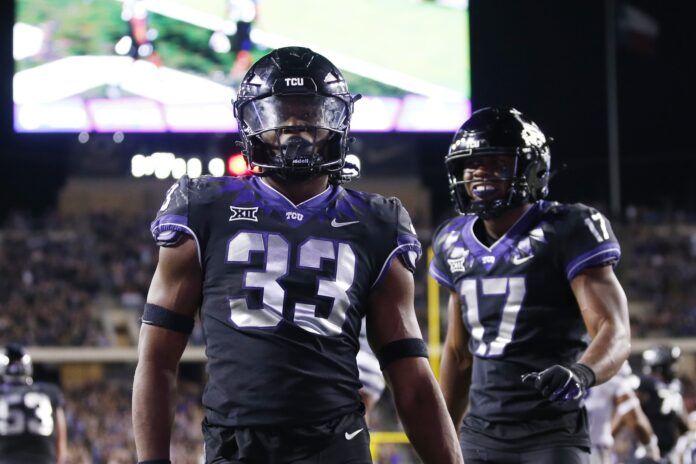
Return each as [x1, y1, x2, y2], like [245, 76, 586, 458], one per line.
[616, 207, 696, 338]
[63, 379, 204, 463]
[0, 210, 161, 346]
[3, 206, 696, 345]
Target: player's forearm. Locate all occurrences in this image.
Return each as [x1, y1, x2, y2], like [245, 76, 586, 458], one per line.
[392, 367, 464, 463]
[578, 316, 630, 384]
[132, 360, 178, 460]
[631, 412, 656, 445]
[440, 345, 472, 428]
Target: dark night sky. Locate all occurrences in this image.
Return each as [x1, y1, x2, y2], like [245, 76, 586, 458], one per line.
[1, 0, 694, 220]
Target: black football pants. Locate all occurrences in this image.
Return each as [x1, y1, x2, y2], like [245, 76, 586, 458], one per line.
[461, 444, 590, 464]
[203, 412, 372, 464]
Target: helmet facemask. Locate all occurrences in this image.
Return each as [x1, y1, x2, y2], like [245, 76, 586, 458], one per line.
[236, 89, 352, 180]
[445, 148, 549, 219]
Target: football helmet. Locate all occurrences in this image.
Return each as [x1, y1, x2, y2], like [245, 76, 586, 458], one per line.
[0, 343, 33, 385]
[642, 345, 681, 382]
[445, 107, 551, 217]
[233, 47, 359, 179]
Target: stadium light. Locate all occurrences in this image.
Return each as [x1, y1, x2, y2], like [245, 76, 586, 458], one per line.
[171, 158, 187, 179]
[187, 158, 203, 178]
[131, 154, 146, 178]
[153, 152, 174, 179]
[227, 153, 249, 176]
[208, 157, 225, 177]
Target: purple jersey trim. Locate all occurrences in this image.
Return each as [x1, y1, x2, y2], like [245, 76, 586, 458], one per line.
[150, 214, 188, 234]
[150, 214, 201, 266]
[461, 202, 542, 261]
[429, 261, 455, 290]
[371, 243, 422, 288]
[565, 242, 621, 281]
[252, 176, 337, 210]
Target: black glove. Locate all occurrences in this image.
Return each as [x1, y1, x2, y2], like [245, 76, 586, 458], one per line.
[521, 363, 595, 401]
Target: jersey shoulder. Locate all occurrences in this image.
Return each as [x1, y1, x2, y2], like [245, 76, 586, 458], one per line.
[540, 200, 603, 223]
[32, 382, 65, 407]
[151, 175, 252, 246]
[339, 188, 422, 271]
[538, 201, 621, 280]
[432, 214, 473, 256]
[340, 188, 407, 223]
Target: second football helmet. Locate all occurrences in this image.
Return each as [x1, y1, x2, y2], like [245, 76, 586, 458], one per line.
[642, 345, 681, 382]
[445, 107, 551, 217]
[0, 343, 33, 385]
[233, 47, 359, 179]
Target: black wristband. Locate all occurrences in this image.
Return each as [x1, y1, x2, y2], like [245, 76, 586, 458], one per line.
[570, 362, 596, 388]
[376, 338, 429, 370]
[141, 303, 195, 335]
[138, 460, 171, 464]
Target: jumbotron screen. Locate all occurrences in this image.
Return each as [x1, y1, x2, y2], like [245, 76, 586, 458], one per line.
[13, 0, 470, 133]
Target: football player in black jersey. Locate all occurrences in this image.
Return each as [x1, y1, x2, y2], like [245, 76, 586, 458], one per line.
[636, 345, 689, 457]
[0, 344, 67, 464]
[430, 107, 631, 464]
[132, 47, 463, 464]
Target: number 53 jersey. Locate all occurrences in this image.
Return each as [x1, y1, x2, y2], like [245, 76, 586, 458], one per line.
[0, 382, 64, 464]
[151, 175, 421, 427]
[430, 201, 620, 440]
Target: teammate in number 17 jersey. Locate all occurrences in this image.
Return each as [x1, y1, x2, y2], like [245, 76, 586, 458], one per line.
[132, 47, 463, 464]
[430, 107, 631, 464]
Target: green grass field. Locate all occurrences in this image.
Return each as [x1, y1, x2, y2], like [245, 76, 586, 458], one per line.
[168, 0, 470, 97]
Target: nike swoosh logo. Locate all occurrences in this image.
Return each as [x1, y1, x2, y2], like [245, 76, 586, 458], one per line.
[331, 219, 360, 228]
[512, 255, 534, 265]
[344, 428, 364, 440]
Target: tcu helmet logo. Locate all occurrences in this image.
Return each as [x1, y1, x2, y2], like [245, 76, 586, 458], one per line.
[451, 136, 481, 152]
[284, 77, 304, 87]
[286, 211, 304, 221]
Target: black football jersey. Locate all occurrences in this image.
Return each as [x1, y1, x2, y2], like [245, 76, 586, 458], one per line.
[152, 175, 421, 427]
[430, 200, 620, 449]
[637, 375, 685, 454]
[0, 382, 64, 464]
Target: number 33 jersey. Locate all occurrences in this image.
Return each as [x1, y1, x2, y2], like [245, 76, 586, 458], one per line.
[430, 201, 620, 425]
[151, 175, 421, 427]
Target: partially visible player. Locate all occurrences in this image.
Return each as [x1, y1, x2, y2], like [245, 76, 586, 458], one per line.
[0, 343, 67, 464]
[357, 325, 386, 425]
[636, 345, 689, 457]
[586, 362, 659, 463]
[673, 411, 696, 464]
[432, 107, 631, 463]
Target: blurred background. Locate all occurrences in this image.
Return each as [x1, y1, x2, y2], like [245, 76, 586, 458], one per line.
[1, 0, 695, 462]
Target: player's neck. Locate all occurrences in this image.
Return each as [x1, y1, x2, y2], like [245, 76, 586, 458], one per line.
[481, 203, 533, 240]
[262, 175, 330, 205]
